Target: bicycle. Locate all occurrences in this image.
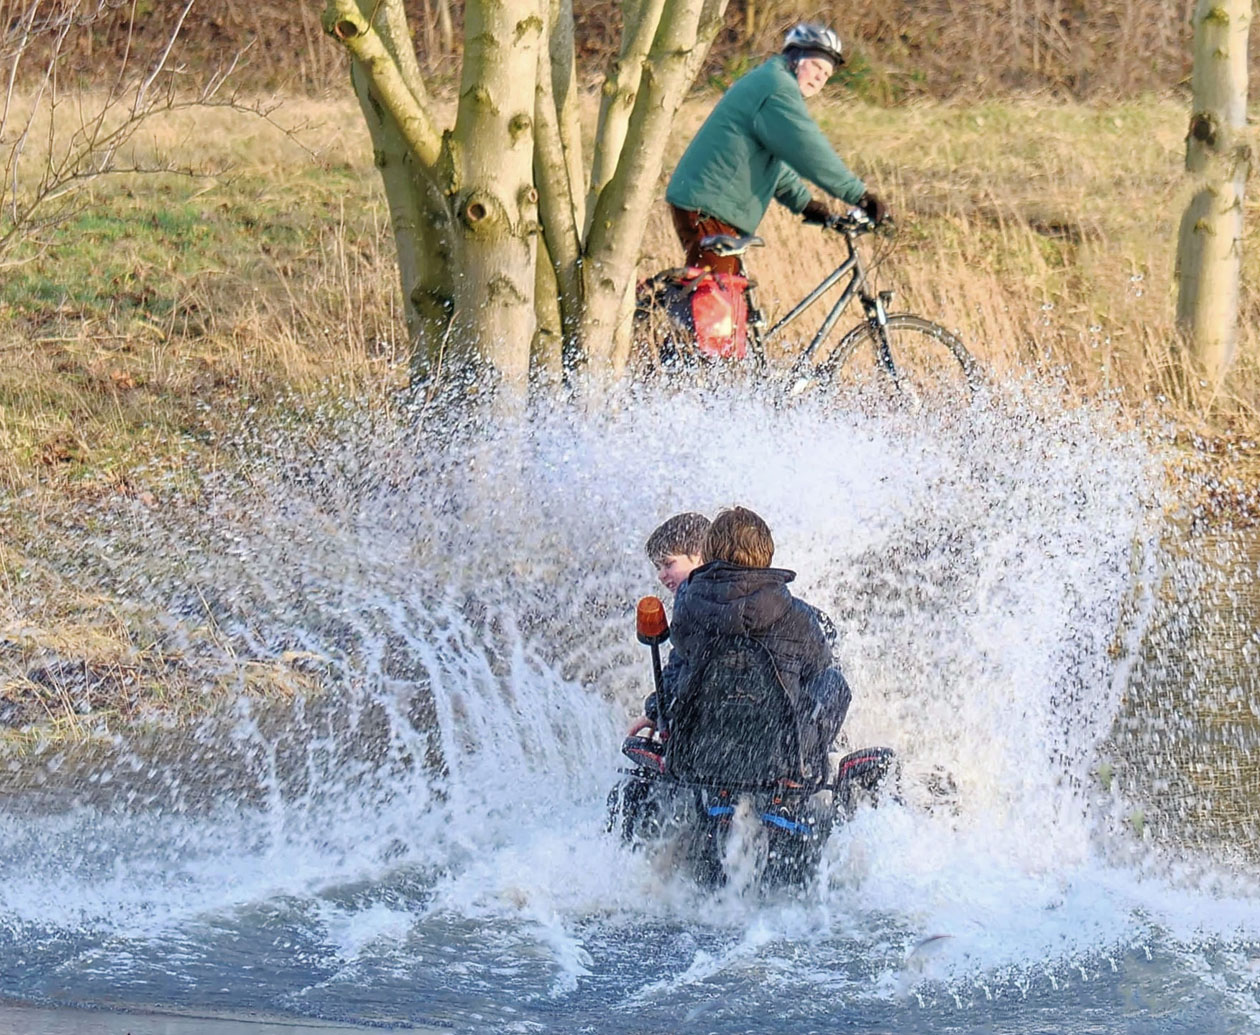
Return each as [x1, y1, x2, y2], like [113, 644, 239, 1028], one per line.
[634, 209, 980, 402]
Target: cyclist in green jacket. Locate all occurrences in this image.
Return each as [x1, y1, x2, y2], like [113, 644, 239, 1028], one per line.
[666, 24, 887, 275]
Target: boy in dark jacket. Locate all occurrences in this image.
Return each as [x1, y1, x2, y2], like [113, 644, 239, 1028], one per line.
[638, 506, 850, 784]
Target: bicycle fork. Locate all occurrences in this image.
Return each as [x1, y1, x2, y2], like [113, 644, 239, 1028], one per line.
[862, 288, 898, 377]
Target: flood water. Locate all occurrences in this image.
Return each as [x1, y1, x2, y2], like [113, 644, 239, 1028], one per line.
[3, 384, 1260, 1033]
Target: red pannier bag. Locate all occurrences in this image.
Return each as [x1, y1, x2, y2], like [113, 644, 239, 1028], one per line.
[688, 270, 749, 360]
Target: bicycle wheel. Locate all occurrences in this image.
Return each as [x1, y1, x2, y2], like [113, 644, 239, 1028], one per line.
[815, 314, 980, 404]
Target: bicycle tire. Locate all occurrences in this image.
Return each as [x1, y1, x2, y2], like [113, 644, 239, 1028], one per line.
[815, 314, 980, 403]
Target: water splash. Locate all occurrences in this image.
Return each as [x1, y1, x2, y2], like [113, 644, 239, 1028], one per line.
[4, 381, 1260, 1031]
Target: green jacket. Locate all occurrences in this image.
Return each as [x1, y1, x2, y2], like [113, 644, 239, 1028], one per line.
[666, 55, 866, 235]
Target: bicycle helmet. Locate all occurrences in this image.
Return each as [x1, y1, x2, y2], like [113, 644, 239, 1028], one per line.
[783, 23, 844, 67]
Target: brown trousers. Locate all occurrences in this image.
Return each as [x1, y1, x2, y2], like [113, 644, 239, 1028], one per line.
[669, 205, 744, 275]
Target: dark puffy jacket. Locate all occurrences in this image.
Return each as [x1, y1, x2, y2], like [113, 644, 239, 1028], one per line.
[645, 560, 850, 776]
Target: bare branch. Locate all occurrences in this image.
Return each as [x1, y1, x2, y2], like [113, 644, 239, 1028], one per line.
[132, 0, 196, 116]
[0, 0, 269, 262]
[0, 0, 40, 146]
[321, 0, 443, 167]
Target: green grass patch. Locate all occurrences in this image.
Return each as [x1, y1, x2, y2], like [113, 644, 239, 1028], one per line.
[2, 168, 368, 327]
[0, 151, 399, 494]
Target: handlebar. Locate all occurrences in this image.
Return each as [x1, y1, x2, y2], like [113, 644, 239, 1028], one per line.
[826, 208, 891, 235]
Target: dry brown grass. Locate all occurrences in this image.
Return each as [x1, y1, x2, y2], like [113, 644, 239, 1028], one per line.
[0, 96, 406, 493]
[9, 91, 1250, 429]
[646, 94, 1260, 425]
[0, 534, 328, 747]
[4, 89, 1260, 739]
[17, 0, 1225, 100]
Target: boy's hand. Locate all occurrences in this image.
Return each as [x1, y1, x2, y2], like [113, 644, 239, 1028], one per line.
[627, 716, 655, 737]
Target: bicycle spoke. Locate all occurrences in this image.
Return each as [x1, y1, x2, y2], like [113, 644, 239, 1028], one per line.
[816, 314, 980, 406]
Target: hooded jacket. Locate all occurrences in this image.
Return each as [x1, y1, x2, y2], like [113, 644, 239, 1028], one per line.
[665, 55, 867, 235]
[645, 561, 849, 781]
[662, 560, 829, 701]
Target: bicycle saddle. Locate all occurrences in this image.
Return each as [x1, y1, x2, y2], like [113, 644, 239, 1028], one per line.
[699, 233, 765, 257]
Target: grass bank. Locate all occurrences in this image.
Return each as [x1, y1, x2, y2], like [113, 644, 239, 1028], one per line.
[650, 94, 1260, 420]
[0, 90, 1256, 738]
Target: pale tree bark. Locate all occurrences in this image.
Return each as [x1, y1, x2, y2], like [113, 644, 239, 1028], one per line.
[1175, 0, 1252, 397]
[534, 0, 586, 366]
[683, 0, 732, 106]
[578, 0, 730, 371]
[324, 0, 541, 400]
[448, 0, 543, 395]
[533, 235, 564, 377]
[546, 0, 586, 227]
[344, 58, 453, 365]
[585, 0, 669, 231]
[433, 0, 455, 55]
[326, 0, 724, 399]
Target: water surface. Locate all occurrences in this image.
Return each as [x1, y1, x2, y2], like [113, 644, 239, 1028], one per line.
[3, 385, 1258, 1032]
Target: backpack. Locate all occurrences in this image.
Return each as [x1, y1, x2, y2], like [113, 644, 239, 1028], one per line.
[634, 268, 750, 367]
[664, 634, 803, 786]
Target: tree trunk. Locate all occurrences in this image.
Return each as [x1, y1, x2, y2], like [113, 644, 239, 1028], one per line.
[447, 0, 544, 399]
[325, 0, 540, 401]
[326, 0, 722, 400]
[533, 235, 565, 380]
[585, 0, 668, 230]
[534, 0, 586, 369]
[434, 0, 455, 55]
[546, 0, 586, 228]
[1175, 0, 1252, 395]
[578, 0, 730, 372]
[349, 61, 455, 380]
[326, 2, 456, 379]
